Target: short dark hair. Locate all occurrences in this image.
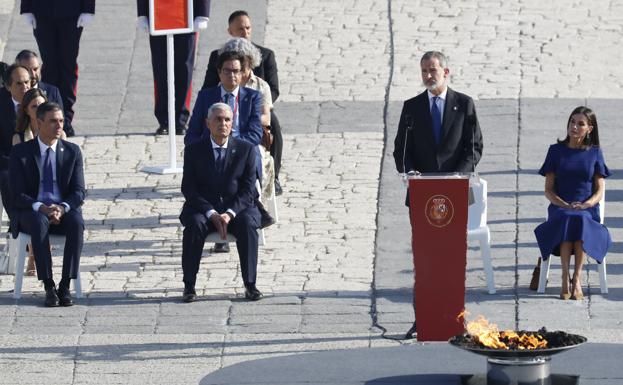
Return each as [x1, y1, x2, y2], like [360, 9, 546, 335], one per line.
[2, 64, 31, 86]
[15, 49, 39, 63]
[228, 10, 249, 25]
[0, 61, 8, 86]
[36, 102, 63, 121]
[216, 51, 245, 71]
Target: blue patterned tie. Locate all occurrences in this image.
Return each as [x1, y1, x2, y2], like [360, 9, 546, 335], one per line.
[215, 147, 224, 174]
[431, 96, 442, 146]
[42, 147, 54, 204]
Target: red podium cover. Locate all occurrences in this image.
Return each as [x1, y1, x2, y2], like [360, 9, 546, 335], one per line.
[149, 0, 194, 35]
[408, 175, 468, 341]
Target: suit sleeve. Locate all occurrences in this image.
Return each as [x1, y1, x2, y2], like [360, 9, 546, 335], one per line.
[185, 92, 207, 146]
[393, 101, 411, 173]
[228, 145, 259, 214]
[456, 98, 483, 173]
[201, 50, 220, 90]
[81, 0, 95, 14]
[239, 92, 263, 146]
[64, 146, 86, 210]
[181, 144, 214, 214]
[262, 49, 280, 102]
[9, 147, 36, 209]
[193, 0, 210, 17]
[137, 0, 148, 17]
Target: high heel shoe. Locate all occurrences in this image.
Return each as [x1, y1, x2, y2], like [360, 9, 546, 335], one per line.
[571, 281, 584, 300]
[559, 292, 571, 300]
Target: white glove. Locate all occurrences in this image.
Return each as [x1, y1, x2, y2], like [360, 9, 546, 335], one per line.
[76, 13, 94, 28]
[22, 13, 36, 29]
[137, 16, 149, 32]
[193, 16, 209, 30]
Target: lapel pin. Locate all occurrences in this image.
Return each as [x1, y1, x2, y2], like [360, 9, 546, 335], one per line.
[453, 106, 458, 111]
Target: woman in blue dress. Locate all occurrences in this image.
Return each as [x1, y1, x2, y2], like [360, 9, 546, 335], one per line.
[534, 106, 611, 300]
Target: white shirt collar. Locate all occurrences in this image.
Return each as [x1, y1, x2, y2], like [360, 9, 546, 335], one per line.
[12, 98, 20, 112]
[427, 88, 448, 101]
[210, 136, 229, 150]
[220, 85, 240, 99]
[37, 137, 59, 154]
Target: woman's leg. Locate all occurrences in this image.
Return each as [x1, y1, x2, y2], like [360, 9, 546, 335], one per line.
[559, 242, 573, 298]
[571, 240, 585, 299]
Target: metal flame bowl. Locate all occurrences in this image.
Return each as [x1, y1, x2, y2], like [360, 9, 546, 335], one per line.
[449, 333, 587, 359]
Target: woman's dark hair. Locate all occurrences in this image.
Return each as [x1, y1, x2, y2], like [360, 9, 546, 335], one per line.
[558, 106, 600, 147]
[15, 88, 48, 134]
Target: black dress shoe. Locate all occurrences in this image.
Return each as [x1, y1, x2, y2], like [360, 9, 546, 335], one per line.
[257, 200, 275, 229]
[44, 287, 59, 307]
[274, 179, 283, 196]
[405, 321, 417, 340]
[57, 287, 73, 307]
[244, 284, 262, 301]
[175, 125, 187, 135]
[155, 125, 169, 135]
[182, 287, 197, 303]
[213, 243, 230, 253]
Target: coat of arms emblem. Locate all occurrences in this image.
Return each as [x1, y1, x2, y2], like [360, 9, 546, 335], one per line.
[425, 195, 454, 228]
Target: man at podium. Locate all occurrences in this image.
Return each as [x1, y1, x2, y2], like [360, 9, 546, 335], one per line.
[392, 50, 483, 339]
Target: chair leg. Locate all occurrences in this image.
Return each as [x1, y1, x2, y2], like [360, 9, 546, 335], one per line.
[537, 257, 551, 294]
[479, 231, 496, 294]
[73, 265, 83, 298]
[12, 235, 30, 299]
[598, 259, 608, 294]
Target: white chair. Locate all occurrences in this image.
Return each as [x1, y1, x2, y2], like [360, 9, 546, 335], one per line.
[10, 233, 83, 299]
[467, 177, 496, 294]
[538, 188, 608, 294]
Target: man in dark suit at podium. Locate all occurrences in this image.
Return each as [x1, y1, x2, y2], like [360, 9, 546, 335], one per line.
[392, 51, 483, 339]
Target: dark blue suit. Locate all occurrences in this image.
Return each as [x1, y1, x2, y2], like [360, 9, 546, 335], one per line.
[137, 0, 210, 129]
[9, 138, 86, 281]
[180, 137, 260, 286]
[20, 0, 96, 130]
[0, 88, 17, 217]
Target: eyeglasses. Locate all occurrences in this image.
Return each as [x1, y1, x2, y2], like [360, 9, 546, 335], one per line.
[221, 68, 242, 75]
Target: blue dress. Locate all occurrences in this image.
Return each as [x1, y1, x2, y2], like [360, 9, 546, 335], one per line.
[534, 143, 612, 263]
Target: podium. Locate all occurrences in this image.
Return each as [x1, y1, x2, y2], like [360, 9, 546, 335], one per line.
[408, 173, 469, 341]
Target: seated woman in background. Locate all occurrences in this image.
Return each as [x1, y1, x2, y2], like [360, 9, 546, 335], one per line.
[534, 106, 611, 300]
[14, 88, 66, 275]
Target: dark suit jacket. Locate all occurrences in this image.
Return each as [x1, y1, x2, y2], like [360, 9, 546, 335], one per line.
[393, 87, 483, 175]
[179, 137, 259, 226]
[21, 0, 95, 18]
[137, 0, 210, 18]
[38, 82, 63, 106]
[201, 44, 279, 102]
[0, 88, 17, 170]
[185, 86, 262, 146]
[9, 138, 86, 238]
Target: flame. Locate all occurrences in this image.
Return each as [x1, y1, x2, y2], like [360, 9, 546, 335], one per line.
[463, 315, 548, 350]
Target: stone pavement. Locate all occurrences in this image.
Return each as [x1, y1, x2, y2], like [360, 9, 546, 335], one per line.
[0, 0, 623, 384]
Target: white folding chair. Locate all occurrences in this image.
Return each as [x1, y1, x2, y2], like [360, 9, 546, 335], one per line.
[538, 187, 608, 294]
[467, 177, 496, 294]
[10, 232, 83, 299]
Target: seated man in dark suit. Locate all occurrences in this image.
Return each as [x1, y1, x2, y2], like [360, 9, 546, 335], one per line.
[180, 102, 262, 302]
[201, 10, 284, 195]
[1, 64, 32, 218]
[15, 49, 73, 137]
[9, 102, 86, 307]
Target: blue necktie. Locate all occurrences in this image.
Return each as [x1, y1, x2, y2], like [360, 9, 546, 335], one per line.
[42, 147, 54, 204]
[431, 96, 442, 146]
[215, 147, 225, 174]
[224, 93, 238, 135]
